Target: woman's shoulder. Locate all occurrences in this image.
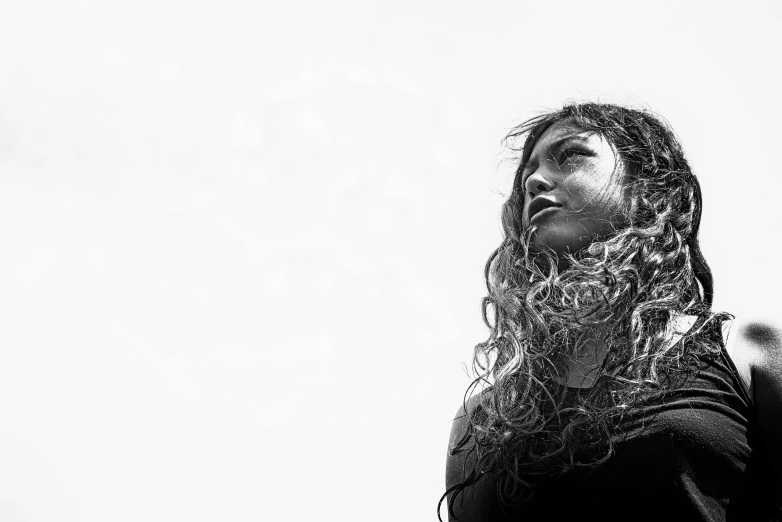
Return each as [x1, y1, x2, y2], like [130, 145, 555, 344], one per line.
[448, 392, 482, 453]
[444, 390, 501, 522]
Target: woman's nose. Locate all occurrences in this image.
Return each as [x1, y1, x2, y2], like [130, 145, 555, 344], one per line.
[524, 169, 555, 198]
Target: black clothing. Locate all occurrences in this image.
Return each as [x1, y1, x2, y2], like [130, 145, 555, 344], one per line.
[464, 319, 777, 521]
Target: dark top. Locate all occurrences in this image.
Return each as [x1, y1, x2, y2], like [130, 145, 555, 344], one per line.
[452, 320, 777, 521]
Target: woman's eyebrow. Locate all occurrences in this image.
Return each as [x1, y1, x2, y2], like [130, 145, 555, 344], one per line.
[521, 135, 591, 181]
[548, 134, 590, 155]
[526, 135, 591, 166]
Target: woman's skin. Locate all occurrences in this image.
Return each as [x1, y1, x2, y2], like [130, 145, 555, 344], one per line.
[521, 120, 629, 386]
[445, 122, 782, 520]
[521, 120, 629, 259]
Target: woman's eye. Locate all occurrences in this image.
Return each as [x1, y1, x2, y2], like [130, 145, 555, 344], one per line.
[559, 149, 586, 165]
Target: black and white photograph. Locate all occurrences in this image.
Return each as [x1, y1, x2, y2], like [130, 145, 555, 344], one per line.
[0, 1, 780, 521]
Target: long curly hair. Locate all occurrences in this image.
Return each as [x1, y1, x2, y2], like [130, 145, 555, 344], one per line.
[440, 102, 731, 519]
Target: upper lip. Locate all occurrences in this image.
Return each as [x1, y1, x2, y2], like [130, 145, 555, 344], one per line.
[528, 197, 563, 221]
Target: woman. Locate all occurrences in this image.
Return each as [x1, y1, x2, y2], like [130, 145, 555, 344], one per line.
[441, 103, 782, 521]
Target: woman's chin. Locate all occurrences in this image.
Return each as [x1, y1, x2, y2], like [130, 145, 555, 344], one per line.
[527, 233, 590, 273]
[529, 231, 579, 258]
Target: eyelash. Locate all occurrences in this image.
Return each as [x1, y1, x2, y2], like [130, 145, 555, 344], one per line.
[521, 148, 589, 186]
[558, 149, 586, 165]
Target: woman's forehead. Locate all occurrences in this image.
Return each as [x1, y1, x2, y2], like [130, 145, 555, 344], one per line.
[530, 120, 600, 153]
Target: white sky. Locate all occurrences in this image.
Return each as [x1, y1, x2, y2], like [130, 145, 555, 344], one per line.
[0, 1, 780, 521]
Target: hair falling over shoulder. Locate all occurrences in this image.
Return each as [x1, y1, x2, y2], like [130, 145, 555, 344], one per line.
[440, 102, 732, 520]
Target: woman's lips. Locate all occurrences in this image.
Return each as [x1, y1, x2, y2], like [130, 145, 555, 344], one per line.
[530, 205, 560, 222]
[528, 197, 563, 223]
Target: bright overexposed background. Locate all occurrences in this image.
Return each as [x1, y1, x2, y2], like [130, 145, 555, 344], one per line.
[0, 1, 780, 521]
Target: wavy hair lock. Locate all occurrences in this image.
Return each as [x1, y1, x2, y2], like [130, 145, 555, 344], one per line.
[440, 102, 731, 519]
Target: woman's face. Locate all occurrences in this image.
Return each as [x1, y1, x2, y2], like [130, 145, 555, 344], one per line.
[520, 120, 630, 258]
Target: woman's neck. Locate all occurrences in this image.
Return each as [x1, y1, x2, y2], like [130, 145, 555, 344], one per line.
[557, 332, 609, 389]
[555, 313, 699, 389]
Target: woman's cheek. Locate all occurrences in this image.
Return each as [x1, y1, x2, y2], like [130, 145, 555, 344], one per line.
[570, 171, 625, 215]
